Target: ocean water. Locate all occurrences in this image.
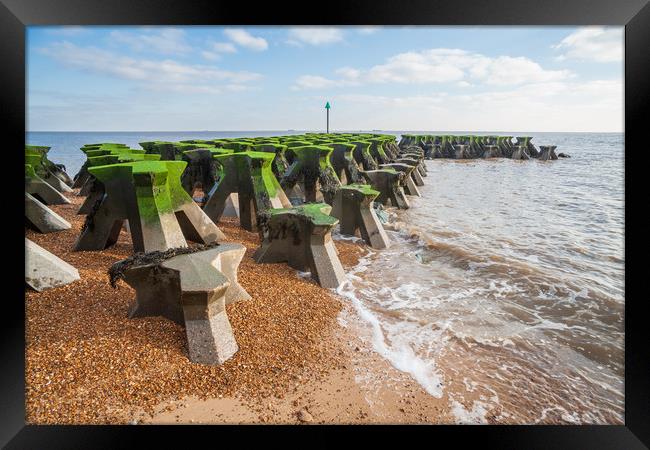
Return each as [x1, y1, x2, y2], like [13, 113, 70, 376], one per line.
[27, 131, 624, 424]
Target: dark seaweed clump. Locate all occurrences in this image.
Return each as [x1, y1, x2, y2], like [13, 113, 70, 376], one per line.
[108, 241, 221, 288]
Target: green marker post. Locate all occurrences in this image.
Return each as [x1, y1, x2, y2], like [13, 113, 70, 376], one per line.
[325, 101, 331, 134]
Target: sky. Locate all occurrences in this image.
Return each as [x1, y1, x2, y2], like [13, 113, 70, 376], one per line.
[27, 26, 624, 132]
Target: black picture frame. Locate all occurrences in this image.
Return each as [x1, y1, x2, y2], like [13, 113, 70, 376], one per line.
[3, 0, 647, 447]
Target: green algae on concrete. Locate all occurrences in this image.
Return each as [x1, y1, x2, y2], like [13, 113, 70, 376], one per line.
[281, 145, 341, 203]
[203, 151, 291, 231]
[254, 201, 346, 288]
[78, 160, 224, 253]
[268, 202, 337, 226]
[350, 140, 379, 171]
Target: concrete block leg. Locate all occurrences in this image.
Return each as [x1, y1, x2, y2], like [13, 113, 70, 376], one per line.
[74, 201, 124, 251]
[175, 202, 226, 244]
[25, 192, 71, 233]
[77, 179, 105, 215]
[43, 171, 74, 193]
[25, 238, 80, 292]
[26, 165, 71, 206]
[309, 228, 346, 288]
[183, 289, 238, 365]
[332, 186, 390, 249]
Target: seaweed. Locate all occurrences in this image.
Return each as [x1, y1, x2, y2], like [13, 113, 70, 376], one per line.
[107, 241, 221, 288]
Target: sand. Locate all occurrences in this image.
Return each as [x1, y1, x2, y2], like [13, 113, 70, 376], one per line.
[25, 190, 454, 425]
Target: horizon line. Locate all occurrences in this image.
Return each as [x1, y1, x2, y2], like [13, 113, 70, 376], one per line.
[27, 130, 624, 133]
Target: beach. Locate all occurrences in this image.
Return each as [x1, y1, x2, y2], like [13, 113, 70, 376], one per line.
[25, 131, 625, 425]
[25, 191, 456, 424]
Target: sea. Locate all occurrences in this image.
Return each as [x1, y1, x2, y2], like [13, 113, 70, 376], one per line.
[27, 130, 625, 424]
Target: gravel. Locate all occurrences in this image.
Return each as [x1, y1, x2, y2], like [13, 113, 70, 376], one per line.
[25, 193, 366, 424]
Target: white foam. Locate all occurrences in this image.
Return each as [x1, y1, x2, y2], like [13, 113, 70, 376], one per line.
[450, 399, 490, 424]
[336, 277, 444, 398]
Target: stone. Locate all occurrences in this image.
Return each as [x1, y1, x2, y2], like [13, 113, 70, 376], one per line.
[254, 203, 346, 288]
[203, 152, 292, 232]
[297, 409, 313, 423]
[497, 136, 515, 158]
[25, 192, 71, 233]
[75, 161, 225, 253]
[25, 165, 71, 206]
[116, 243, 250, 365]
[331, 185, 390, 249]
[25, 238, 80, 292]
[26, 145, 74, 190]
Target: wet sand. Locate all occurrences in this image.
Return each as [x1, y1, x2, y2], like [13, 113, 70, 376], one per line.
[25, 191, 454, 424]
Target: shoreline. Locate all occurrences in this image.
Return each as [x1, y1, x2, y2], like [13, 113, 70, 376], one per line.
[25, 190, 453, 424]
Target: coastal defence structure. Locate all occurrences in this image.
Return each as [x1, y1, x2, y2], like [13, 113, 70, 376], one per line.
[26, 132, 560, 365]
[398, 134, 566, 160]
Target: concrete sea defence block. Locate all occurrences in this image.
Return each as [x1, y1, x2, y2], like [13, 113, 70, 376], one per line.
[25, 238, 80, 292]
[203, 151, 291, 232]
[350, 141, 379, 171]
[75, 161, 225, 253]
[25, 165, 71, 206]
[510, 145, 531, 160]
[327, 143, 364, 185]
[112, 243, 250, 365]
[538, 145, 559, 161]
[25, 192, 71, 233]
[361, 169, 410, 210]
[379, 163, 421, 197]
[331, 185, 390, 250]
[254, 203, 346, 288]
[280, 146, 341, 204]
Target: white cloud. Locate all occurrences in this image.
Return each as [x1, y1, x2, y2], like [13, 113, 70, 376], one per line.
[201, 41, 237, 61]
[327, 78, 622, 132]
[357, 26, 381, 35]
[223, 28, 268, 51]
[553, 27, 623, 63]
[335, 67, 361, 80]
[292, 75, 339, 90]
[40, 41, 262, 94]
[294, 48, 571, 89]
[109, 28, 192, 55]
[201, 51, 221, 61]
[44, 26, 89, 37]
[287, 27, 345, 46]
[212, 42, 237, 53]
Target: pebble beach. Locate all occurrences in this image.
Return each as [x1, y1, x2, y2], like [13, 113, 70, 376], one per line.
[25, 190, 455, 424]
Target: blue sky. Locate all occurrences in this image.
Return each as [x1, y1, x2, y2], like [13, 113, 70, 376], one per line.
[27, 26, 623, 132]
